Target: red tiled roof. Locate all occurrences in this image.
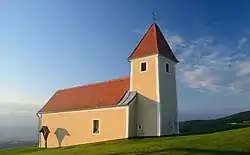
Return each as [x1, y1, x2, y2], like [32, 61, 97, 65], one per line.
[128, 23, 179, 62]
[39, 77, 130, 113]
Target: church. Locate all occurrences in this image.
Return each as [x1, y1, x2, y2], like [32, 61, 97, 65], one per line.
[37, 22, 179, 148]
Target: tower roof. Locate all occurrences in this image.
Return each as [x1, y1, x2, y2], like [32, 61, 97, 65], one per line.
[128, 23, 179, 63]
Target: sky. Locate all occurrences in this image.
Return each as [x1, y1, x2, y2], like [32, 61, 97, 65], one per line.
[1, 0, 250, 126]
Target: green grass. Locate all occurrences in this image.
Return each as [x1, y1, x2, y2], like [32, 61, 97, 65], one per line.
[1, 127, 250, 155]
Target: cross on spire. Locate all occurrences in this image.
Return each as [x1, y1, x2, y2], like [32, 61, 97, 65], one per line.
[152, 12, 156, 23]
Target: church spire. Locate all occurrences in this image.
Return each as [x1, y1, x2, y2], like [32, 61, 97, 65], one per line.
[128, 23, 179, 63]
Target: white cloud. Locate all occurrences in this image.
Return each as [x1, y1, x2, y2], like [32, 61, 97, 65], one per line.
[235, 60, 250, 76]
[183, 67, 217, 90]
[236, 37, 248, 51]
[166, 32, 250, 94]
[228, 78, 250, 94]
[167, 35, 184, 50]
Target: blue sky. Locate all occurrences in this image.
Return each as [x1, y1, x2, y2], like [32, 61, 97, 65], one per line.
[1, 0, 250, 125]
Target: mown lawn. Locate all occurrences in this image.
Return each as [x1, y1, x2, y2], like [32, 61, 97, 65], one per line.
[1, 127, 250, 155]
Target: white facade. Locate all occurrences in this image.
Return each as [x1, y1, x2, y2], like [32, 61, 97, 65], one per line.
[158, 55, 179, 135]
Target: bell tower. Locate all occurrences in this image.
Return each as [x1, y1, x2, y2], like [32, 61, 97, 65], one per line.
[128, 23, 179, 136]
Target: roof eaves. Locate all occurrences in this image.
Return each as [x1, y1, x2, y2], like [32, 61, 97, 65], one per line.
[128, 53, 158, 62]
[159, 53, 179, 63]
[38, 104, 129, 115]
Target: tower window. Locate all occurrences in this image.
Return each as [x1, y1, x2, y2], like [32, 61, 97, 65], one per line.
[140, 62, 147, 72]
[165, 62, 170, 73]
[92, 119, 100, 134]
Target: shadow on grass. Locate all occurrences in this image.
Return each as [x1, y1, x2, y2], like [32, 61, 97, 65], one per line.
[146, 148, 250, 155]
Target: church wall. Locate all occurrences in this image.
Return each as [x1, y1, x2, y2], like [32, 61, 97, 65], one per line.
[39, 106, 128, 148]
[128, 99, 137, 137]
[158, 55, 179, 135]
[130, 54, 158, 136]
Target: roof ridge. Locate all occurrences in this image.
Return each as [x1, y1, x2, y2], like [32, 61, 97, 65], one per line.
[155, 24, 179, 63]
[60, 76, 130, 91]
[154, 23, 160, 53]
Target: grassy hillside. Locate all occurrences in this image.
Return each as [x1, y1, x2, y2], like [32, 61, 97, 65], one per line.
[180, 111, 250, 135]
[0, 127, 250, 155]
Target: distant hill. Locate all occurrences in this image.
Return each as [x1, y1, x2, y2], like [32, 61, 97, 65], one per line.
[0, 126, 38, 150]
[179, 111, 250, 135]
[217, 110, 250, 122]
[0, 140, 37, 150]
[0, 126, 37, 142]
[0, 127, 249, 155]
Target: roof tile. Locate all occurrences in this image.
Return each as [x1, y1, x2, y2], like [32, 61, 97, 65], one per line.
[39, 77, 130, 113]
